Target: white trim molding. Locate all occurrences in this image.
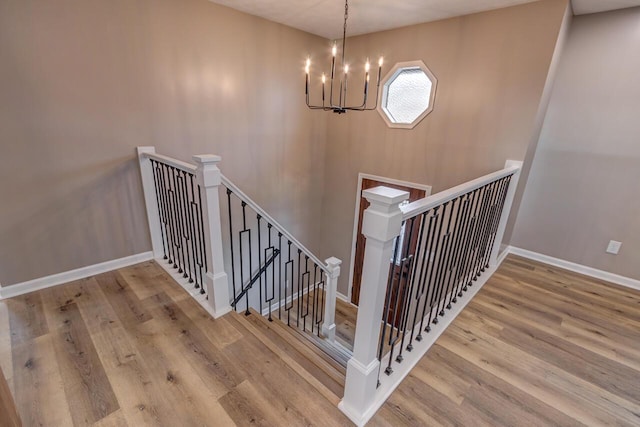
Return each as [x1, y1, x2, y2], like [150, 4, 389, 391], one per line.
[0, 252, 154, 300]
[507, 246, 640, 291]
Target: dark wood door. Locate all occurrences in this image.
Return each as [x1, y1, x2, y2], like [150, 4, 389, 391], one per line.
[351, 178, 426, 306]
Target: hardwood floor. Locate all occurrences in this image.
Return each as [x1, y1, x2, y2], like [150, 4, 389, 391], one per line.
[1, 255, 639, 426]
[370, 255, 640, 426]
[0, 262, 350, 426]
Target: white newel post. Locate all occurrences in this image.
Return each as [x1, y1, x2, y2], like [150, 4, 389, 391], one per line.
[137, 146, 164, 259]
[322, 256, 342, 341]
[489, 159, 523, 267]
[193, 155, 232, 318]
[340, 186, 409, 425]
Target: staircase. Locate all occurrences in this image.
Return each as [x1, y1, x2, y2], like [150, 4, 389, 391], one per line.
[136, 146, 523, 426]
[136, 146, 351, 396]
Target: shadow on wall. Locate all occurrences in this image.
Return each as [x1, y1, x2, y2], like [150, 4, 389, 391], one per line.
[0, 157, 150, 286]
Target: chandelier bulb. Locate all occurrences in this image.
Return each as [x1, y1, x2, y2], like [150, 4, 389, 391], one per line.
[378, 57, 384, 67]
[344, 64, 349, 74]
[322, 73, 326, 84]
[332, 44, 337, 57]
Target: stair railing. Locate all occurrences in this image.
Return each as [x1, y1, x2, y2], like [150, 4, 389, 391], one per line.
[137, 147, 231, 318]
[137, 147, 341, 340]
[340, 160, 522, 426]
[221, 175, 341, 339]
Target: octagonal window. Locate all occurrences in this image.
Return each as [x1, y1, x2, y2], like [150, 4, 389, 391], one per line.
[378, 61, 437, 129]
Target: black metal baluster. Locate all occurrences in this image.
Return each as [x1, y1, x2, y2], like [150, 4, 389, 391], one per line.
[285, 240, 293, 326]
[189, 176, 202, 290]
[176, 173, 190, 279]
[150, 160, 168, 260]
[170, 167, 184, 273]
[397, 214, 421, 354]
[427, 202, 450, 327]
[226, 188, 237, 303]
[377, 232, 402, 369]
[437, 196, 465, 314]
[391, 216, 417, 364]
[434, 199, 458, 318]
[296, 249, 302, 328]
[476, 178, 505, 275]
[417, 207, 442, 336]
[482, 176, 512, 269]
[160, 164, 176, 266]
[196, 184, 207, 295]
[446, 194, 472, 307]
[278, 232, 283, 320]
[266, 224, 275, 321]
[302, 255, 310, 332]
[317, 265, 326, 337]
[239, 202, 251, 314]
[312, 264, 318, 335]
[452, 190, 479, 300]
[468, 184, 494, 285]
[180, 172, 195, 283]
[480, 178, 508, 269]
[257, 215, 263, 316]
[406, 212, 431, 351]
[458, 187, 484, 294]
[156, 162, 172, 262]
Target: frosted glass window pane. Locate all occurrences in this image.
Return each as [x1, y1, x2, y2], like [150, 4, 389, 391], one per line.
[384, 68, 433, 124]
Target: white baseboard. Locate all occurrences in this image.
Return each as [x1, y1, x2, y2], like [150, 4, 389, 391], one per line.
[0, 252, 154, 300]
[336, 291, 351, 304]
[507, 246, 640, 291]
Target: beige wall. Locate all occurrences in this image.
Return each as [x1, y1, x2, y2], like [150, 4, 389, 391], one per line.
[511, 7, 640, 280]
[319, 0, 570, 295]
[0, 0, 327, 285]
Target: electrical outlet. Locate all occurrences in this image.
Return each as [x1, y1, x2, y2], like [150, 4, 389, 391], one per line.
[606, 240, 622, 255]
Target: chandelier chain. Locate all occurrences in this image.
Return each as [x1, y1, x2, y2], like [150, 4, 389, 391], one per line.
[341, 0, 348, 67]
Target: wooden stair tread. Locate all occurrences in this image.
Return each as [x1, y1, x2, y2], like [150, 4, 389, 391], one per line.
[228, 310, 344, 405]
[271, 315, 351, 371]
[246, 309, 346, 378]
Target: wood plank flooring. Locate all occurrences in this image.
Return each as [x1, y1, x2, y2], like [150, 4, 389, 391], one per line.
[1, 255, 640, 426]
[370, 255, 640, 426]
[0, 261, 350, 426]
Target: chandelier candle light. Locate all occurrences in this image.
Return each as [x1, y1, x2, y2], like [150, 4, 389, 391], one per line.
[305, 0, 383, 114]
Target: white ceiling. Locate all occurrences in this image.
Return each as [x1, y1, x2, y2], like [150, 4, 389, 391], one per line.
[208, 0, 640, 39]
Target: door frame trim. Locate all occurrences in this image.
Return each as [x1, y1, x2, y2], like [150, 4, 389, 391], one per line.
[345, 173, 432, 303]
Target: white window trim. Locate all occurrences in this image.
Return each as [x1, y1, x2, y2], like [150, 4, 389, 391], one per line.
[377, 60, 438, 130]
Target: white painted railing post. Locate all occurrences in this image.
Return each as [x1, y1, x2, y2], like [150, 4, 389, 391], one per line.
[322, 257, 342, 341]
[193, 155, 232, 318]
[340, 186, 409, 425]
[137, 146, 164, 259]
[489, 159, 523, 266]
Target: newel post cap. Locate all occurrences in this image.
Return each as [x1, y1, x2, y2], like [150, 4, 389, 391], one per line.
[363, 187, 409, 211]
[193, 154, 222, 187]
[362, 186, 409, 242]
[137, 146, 156, 155]
[192, 154, 222, 164]
[325, 257, 342, 277]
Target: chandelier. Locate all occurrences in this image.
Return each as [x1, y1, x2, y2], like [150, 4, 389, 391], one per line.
[305, 0, 384, 114]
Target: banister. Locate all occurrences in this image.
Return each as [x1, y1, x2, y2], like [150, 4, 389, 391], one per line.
[143, 152, 198, 174]
[221, 174, 330, 274]
[401, 165, 520, 221]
